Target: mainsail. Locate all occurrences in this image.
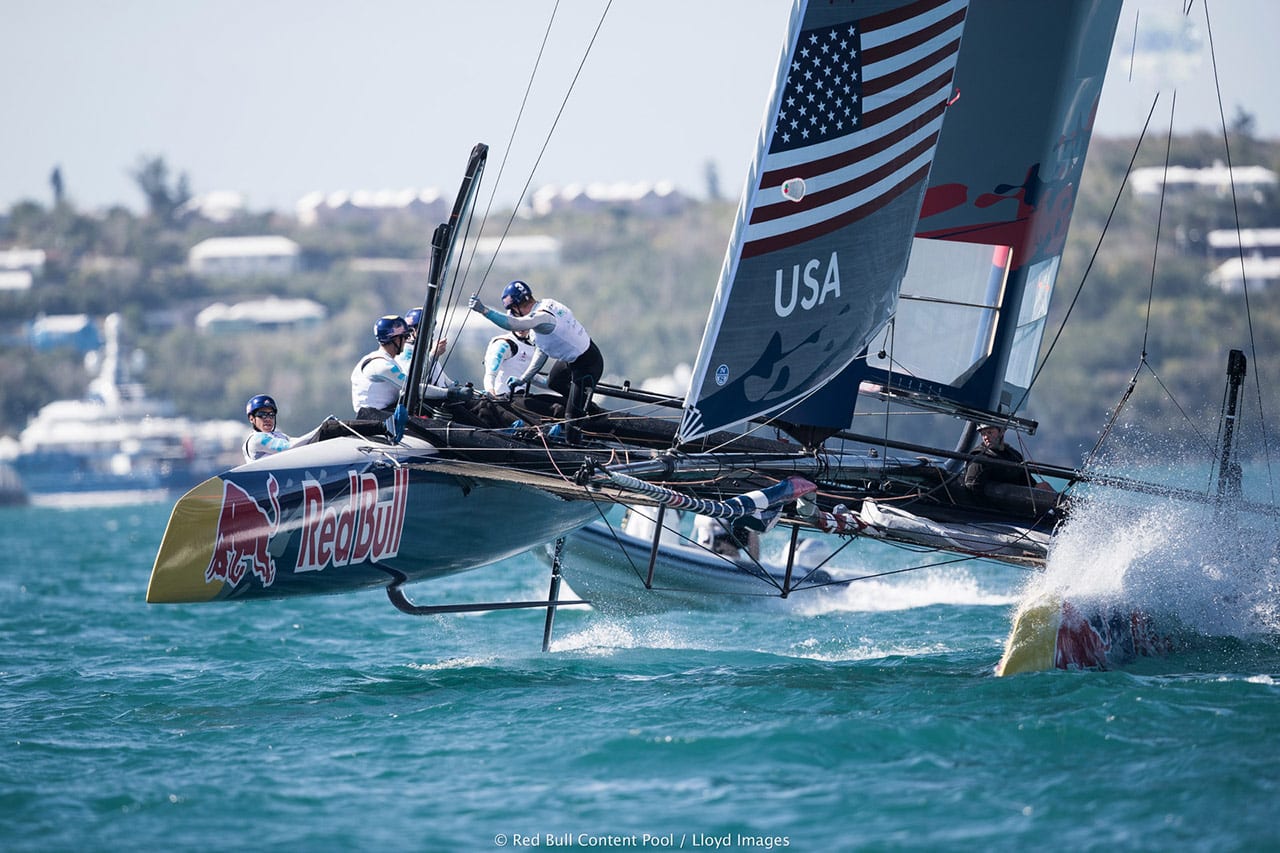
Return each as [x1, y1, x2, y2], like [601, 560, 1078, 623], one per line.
[679, 0, 969, 443]
[856, 0, 1123, 421]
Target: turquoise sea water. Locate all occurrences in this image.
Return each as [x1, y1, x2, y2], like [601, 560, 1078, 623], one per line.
[3, 502, 1279, 852]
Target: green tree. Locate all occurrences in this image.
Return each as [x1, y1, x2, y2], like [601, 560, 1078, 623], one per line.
[130, 155, 192, 224]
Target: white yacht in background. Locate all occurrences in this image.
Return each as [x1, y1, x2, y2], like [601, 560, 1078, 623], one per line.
[3, 314, 245, 508]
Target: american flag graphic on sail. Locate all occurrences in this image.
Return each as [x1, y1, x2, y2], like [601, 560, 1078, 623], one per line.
[742, 0, 967, 259]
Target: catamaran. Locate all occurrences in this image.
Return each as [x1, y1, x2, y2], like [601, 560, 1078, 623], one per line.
[146, 0, 1278, 669]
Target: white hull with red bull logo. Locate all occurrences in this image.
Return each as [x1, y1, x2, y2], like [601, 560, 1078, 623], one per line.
[146, 435, 600, 603]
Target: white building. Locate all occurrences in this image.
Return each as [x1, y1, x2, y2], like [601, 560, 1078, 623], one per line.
[0, 248, 46, 291]
[188, 236, 301, 278]
[195, 296, 327, 335]
[295, 188, 449, 227]
[1206, 256, 1280, 293]
[178, 191, 248, 223]
[1130, 162, 1277, 199]
[1206, 227, 1280, 262]
[526, 181, 689, 217]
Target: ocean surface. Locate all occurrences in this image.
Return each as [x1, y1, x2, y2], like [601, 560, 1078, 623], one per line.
[3, 498, 1279, 852]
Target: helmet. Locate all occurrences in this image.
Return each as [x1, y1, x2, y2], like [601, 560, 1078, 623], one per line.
[375, 314, 409, 343]
[501, 280, 534, 310]
[403, 307, 422, 330]
[246, 394, 278, 419]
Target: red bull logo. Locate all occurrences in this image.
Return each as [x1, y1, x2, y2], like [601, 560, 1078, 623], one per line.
[206, 474, 282, 587]
[295, 467, 409, 573]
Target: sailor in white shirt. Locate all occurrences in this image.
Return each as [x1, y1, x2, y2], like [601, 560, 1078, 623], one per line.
[242, 394, 321, 463]
[469, 280, 604, 440]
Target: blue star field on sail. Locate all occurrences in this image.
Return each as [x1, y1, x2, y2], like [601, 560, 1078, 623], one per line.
[743, 0, 966, 259]
[680, 0, 968, 443]
[770, 23, 865, 154]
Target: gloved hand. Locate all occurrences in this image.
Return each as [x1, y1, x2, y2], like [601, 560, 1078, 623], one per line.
[445, 384, 475, 403]
[468, 293, 487, 314]
[506, 376, 528, 396]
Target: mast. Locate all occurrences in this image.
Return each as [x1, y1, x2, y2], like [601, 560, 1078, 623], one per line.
[1216, 349, 1248, 500]
[397, 144, 488, 434]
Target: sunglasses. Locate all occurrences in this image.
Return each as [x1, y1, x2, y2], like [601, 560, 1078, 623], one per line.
[253, 410, 277, 418]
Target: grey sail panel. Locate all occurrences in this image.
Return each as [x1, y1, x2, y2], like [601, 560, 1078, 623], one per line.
[678, 0, 968, 443]
[858, 0, 1123, 418]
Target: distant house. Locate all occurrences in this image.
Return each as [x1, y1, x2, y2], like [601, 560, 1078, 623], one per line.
[1206, 256, 1280, 293]
[526, 181, 689, 218]
[1206, 228, 1280, 262]
[1130, 162, 1277, 200]
[195, 297, 327, 335]
[295, 188, 449, 227]
[28, 314, 102, 352]
[0, 248, 46, 292]
[188, 236, 301, 278]
[178, 191, 248, 224]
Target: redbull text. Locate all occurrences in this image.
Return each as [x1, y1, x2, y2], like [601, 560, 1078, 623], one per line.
[206, 474, 282, 587]
[295, 467, 409, 573]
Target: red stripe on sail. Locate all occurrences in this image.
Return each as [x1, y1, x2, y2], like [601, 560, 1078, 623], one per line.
[749, 132, 940, 225]
[758, 98, 948, 191]
[741, 164, 932, 259]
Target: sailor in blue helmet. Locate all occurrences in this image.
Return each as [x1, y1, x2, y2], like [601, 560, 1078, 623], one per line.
[469, 279, 604, 442]
[402, 306, 453, 387]
[242, 394, 321, 463]
[352, 313, 470, 422]
[350, 315, 413, 419]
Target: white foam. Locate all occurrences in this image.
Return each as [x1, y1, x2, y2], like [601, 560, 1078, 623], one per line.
[1032, 474, 1280, 639]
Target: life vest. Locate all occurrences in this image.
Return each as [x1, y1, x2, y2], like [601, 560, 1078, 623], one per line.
[530, 298, 589, 362]
[349, 350, 403, 412]
[484, 334, 536, 394]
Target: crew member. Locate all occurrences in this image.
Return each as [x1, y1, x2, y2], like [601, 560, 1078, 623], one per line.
[350, 315, 412, 419]
[469, 280, 603, 441]
[242, 394, 321, 463]
[962, 423, 1055, 499]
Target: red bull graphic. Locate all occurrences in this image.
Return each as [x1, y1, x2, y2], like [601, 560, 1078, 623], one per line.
[206, 474, 282, 587]
[295, 467, 409, 573]
[1055, 600, 1175, 670]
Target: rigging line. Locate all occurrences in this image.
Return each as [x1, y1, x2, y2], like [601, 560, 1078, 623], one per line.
[480, 0, 613, 285]
[804, 551, 1018, 591]
[1011, 93, 1161, 415]
[432, 188, 486, 382]
[1202, 0, 1277, 502]
[434, 0, 564, 378]
[1141, 91, 1177, 358]
[440, 1, 612, 383]
[1143, 360, 1214, 456]
[462, 0, 563, 291]
[1127, 8, 1137, 82]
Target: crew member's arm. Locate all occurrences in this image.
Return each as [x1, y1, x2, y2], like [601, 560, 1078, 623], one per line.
[469, 294, 556, 334]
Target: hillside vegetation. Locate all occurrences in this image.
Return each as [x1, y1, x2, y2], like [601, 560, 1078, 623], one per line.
[3, 131, 1279, 466]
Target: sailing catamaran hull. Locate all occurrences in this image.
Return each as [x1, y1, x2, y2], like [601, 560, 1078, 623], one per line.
[995, 593, 1174, 675]
[539, 520, 836, 614]
[146, 434, 599, 604]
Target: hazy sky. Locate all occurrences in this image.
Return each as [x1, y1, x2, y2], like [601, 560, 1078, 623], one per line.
[4, 0, 1277, 215]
